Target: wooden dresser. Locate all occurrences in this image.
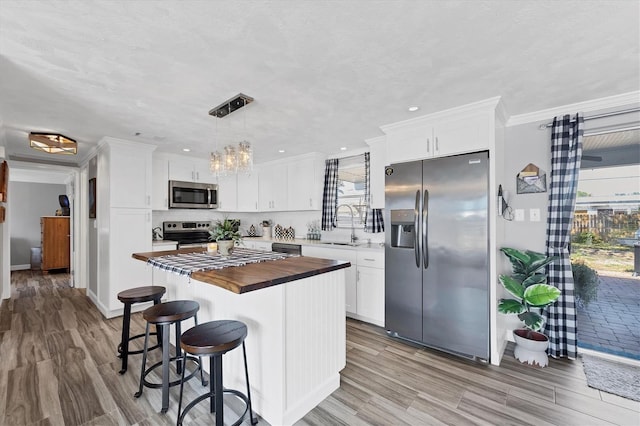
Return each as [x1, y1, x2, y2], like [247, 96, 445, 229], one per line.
[41, 216, 70, 272]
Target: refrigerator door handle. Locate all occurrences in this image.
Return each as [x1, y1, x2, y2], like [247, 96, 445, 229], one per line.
[423, 189, 429, 269]
[414, 190, 420, 268]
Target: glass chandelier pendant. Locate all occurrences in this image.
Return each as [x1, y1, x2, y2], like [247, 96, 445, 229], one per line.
[223, 145, 237, 174]
[210, 151, 223, 176]
[237, 141, 253, 173]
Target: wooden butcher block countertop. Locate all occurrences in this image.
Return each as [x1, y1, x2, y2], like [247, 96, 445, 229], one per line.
[132, 248, 350, 294]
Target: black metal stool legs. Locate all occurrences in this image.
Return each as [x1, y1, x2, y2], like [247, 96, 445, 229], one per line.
[118, 302, 132, 374]
[243, 342, 258, 425]
[134, 322, 151, 398]
[176, 342, 257, 426]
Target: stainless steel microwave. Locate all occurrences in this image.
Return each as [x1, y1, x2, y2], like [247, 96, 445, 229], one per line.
[168, 180, 218, 209]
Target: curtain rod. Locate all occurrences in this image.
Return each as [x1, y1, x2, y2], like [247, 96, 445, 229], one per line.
[539, 107, 640, 129]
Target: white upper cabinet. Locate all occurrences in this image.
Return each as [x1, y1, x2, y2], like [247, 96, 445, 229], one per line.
[101, 138, 155, 209]
[237, 170, 260, 212]
[365, 136, 386, 209]
[286, 153, 325, 211]
[259, 162, 288, 211]
[169, 156, 216, 184]
[216, 174, 238, 212]
[381, 97, 499, 165]
[152, 156, 169, 211]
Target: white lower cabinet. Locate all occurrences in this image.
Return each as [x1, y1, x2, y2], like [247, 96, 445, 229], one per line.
[356, 250, 385, 327]
[302, 245, 384, 325]
[243, 240, 272, 251]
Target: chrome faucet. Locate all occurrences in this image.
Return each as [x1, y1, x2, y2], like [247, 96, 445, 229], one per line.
[337, 204, 358, 243]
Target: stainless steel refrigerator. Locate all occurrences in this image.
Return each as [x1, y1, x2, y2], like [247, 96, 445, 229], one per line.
[385, 151, 490, 361]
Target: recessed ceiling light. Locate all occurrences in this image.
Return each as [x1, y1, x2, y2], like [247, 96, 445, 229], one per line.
[183, 148, 191, 152]
[408, 106, 420, 112]
[340, 147, 347, 151]
[278, 149, 285, 153]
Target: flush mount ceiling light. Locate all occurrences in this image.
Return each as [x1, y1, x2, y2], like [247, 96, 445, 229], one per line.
[29, 133, 77, 155]
[408, 106, 420, 112]
[208, 93, 254, 118]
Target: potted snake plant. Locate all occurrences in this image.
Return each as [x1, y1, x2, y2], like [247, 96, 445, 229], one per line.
[498, 247, 560, 367]
[209, 217, 242, 256]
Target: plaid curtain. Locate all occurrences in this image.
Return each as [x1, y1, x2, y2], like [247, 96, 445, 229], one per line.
[544, 113, 584, 360]
[321, 158, 339, 231]
[364, 152, 384, 233]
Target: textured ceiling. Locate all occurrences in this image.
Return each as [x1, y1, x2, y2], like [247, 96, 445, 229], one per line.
[0, 0, 639, 167]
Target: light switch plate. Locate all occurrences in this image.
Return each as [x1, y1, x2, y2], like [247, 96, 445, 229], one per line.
[530, 208, 541, 222]
[515, 209, 525, 222]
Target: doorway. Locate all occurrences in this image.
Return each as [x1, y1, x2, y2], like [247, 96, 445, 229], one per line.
[6, 163, 81, 288]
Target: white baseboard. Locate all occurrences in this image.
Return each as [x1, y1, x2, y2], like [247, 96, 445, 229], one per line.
[11, 264, 31, 271]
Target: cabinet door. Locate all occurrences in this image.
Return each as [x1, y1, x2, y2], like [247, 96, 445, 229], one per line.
[385, 122, 432, 164]
[152, 157, 169, 210]
[169, 157, 197, 182]
[193, 159, 217, 184]
[357, 265, 385, 326]
[259, 165, 287, 211]
[287, 157, 321, 210]
[216, 174, 237, 212]
[237, 171, 259, 212]
[108, 208, 152, 310]
[253, 241, 272, 251]
[110, 149, 152, 209]
[433, 112, 491, 157]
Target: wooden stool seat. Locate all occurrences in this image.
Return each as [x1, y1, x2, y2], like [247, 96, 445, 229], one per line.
[134, 300, 206, 414]
[177, 320, 258, 426]
[117, 285, 166, 374]
[118, 285, 166, 304]
[143, 300, 200, 324]
[180, 320, 247, 355]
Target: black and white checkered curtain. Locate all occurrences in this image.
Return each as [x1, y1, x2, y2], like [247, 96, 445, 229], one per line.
[321, 158, 339, 231]
[544, 113, 583, 360]
[364, 152, 384, 233]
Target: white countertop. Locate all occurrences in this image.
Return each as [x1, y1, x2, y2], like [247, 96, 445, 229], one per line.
[242, 236, 384, 252]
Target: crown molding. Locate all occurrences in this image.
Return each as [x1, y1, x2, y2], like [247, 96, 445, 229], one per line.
[506, 91, 640, 127]
[380, 96, 502, 133]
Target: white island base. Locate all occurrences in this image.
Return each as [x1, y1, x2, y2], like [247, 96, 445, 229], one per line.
[162, 269, 346, 426]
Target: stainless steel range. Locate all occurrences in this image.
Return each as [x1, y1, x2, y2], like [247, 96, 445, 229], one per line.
[163, 220, 240, 248]
[163, 221, 212, 248]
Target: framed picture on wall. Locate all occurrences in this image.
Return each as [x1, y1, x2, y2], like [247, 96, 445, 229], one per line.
[89, 178, 96, 218]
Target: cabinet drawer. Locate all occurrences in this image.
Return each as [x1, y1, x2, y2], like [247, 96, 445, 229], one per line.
[357, 250, 384, 268]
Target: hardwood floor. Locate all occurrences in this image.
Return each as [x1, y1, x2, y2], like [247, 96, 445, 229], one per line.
[1, 270, 638, 425]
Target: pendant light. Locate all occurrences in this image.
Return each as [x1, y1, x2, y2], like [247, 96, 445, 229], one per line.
[208, 93, 254, 175]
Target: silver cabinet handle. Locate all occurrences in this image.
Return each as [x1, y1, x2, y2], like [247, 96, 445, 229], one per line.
[435, 137, 439, 152]
[427, 138, 430, 153]
[414, 190, 420, 268]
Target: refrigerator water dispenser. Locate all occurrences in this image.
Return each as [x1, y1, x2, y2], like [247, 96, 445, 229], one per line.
[390, 209, 415, 248]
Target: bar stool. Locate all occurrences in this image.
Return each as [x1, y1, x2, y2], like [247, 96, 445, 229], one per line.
[117, 285, 166, 374]
[134, 300, 206, 413]
[177, 320, 258, 426]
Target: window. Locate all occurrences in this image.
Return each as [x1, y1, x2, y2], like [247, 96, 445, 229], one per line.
[336, 154, 366, 228]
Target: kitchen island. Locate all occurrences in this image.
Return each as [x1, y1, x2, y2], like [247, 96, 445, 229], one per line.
[132, 248, 350, 426]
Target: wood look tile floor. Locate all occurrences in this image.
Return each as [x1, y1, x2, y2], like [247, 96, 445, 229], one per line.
[1, 270, 639, 426]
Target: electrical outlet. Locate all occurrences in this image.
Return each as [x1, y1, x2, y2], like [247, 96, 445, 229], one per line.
[530, 208, 541, 222]
[515, 209, 525, 222]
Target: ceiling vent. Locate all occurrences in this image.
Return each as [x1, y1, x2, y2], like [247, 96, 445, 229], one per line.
[208, 93, 254, 118]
